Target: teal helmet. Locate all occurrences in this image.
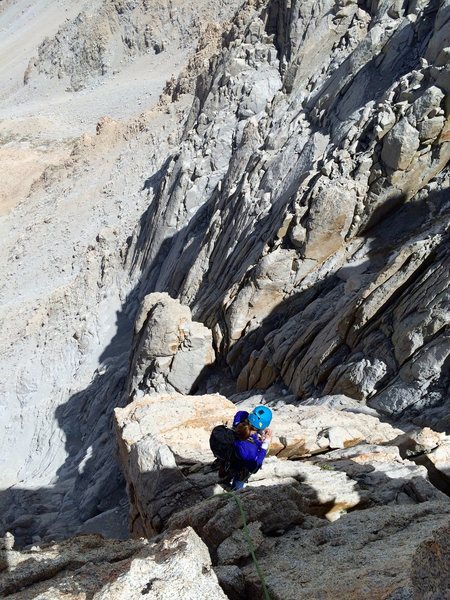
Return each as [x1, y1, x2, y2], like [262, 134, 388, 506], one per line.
[248, 405, 272, 430]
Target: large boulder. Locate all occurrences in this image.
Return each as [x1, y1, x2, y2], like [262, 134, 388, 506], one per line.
[381, 117, 420, 170]
[242, 502, 450, 600]
[114, 393, 236, 537]
[127, 293, 215, 397]
[0, 528, 226, 599]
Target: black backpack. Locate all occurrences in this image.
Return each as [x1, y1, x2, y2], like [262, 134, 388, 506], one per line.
[209, 425, 238, 464]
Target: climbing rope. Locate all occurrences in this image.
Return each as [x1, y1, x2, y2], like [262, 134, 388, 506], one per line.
[214, 490, 271, 600]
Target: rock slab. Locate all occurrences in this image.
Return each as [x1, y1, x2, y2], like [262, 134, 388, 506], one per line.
[0, 528, 227, 600]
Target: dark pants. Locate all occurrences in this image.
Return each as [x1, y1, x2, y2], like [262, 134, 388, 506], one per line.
[217, 461, 251, 490]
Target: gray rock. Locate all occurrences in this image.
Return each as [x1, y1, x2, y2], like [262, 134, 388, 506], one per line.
[381, 118, 420, 170]
[411, 522, 450, 600]
[324, 358, 388, 400]
[214, 565, 247, 600]
[2, 0, 450, 578]
[417, 116, 445, 143]
[241, 503, 450, 600]
[217, 521, 264, 564]
[26, 0, 240, 91]
[127, 293, 215, 396]
[318, 444, 446, 505]
[0, 528, 227, 600]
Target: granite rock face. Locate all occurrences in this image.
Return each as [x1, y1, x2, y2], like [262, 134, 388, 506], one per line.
[0, 528, 227, 600]
[129, 0, 450, 424]
[25, 0, 240, 91]
[126, 293, 215, 397]
[240, 503, 450, 600]
[411, 522, 450, 600]
[1, 0, 450, 584]
[114, 393, 236, 537]
[114, 390, 449, 599]
[0, 0, 241, 544]
[115, 392, 444, 536]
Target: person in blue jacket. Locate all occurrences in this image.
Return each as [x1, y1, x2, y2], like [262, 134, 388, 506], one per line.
[224, 405, 273, 490]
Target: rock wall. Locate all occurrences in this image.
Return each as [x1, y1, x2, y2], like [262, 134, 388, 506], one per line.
[0, 0, 242, 545]
[126, 293, 215, 397]
[25, 0, 241, 91]
[130, 0, 450, 425]
[0, 528, 227, 599]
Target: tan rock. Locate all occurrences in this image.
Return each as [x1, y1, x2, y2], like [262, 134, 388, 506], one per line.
[249, 457, 361, 520]
[225, 248, 297, 344]
[393, 426, 444, 457]
[114, 393, 236, 537]
[127, 293, 215, 396]
[426, 440, 450, 471]
[0, 528, 226, 600]
[115, 392, 235, 463]
[419, 440, 450, 494]
[417, 115, 445, 142]
[115, 393, 391, 538]
[235, 401, 404, 458]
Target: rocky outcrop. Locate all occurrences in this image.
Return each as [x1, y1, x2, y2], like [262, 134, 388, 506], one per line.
[0, 528, 226, 599]
[114, 393, 235, 536]
[237, 393, 405, 457]
[1, 0, 450, 586]
[126, 293, 215, 397]
[412, 522, 450, 600]
[129, 0, 450, 425]
[415, 439, 450, 496]
[25, 0, 241, 91]
[114, 390, 449, 598]
[0, 0, 241, 545]
[239, 502, 450, 600]
[115, 391, 435, 532]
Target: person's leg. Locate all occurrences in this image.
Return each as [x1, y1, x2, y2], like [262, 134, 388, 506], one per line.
[218, 462, 228, 479]
[217, 462, 233, 487]
[231, 477, 246, 491]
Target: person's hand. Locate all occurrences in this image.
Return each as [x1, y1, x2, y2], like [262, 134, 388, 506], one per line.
[262, 428, 272, 441]
[260, 428, 272, 450]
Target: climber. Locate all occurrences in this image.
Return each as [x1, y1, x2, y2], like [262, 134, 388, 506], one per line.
[210, 405, 273, 491]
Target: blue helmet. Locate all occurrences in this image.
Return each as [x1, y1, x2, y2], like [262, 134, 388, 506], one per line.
[248, 405, 272, 430]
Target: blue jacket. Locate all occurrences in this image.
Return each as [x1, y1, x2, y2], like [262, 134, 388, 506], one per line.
[234, 435, 267, 472]
[232, 411, 268, 472]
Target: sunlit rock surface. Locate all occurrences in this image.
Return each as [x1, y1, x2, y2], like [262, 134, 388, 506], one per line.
[0, 2, 449, 594]
[0, 528, 226, 599]
[113, 390, 448, 597]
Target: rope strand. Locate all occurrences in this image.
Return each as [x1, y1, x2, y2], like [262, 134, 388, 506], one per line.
[212, 490, 271, 600]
